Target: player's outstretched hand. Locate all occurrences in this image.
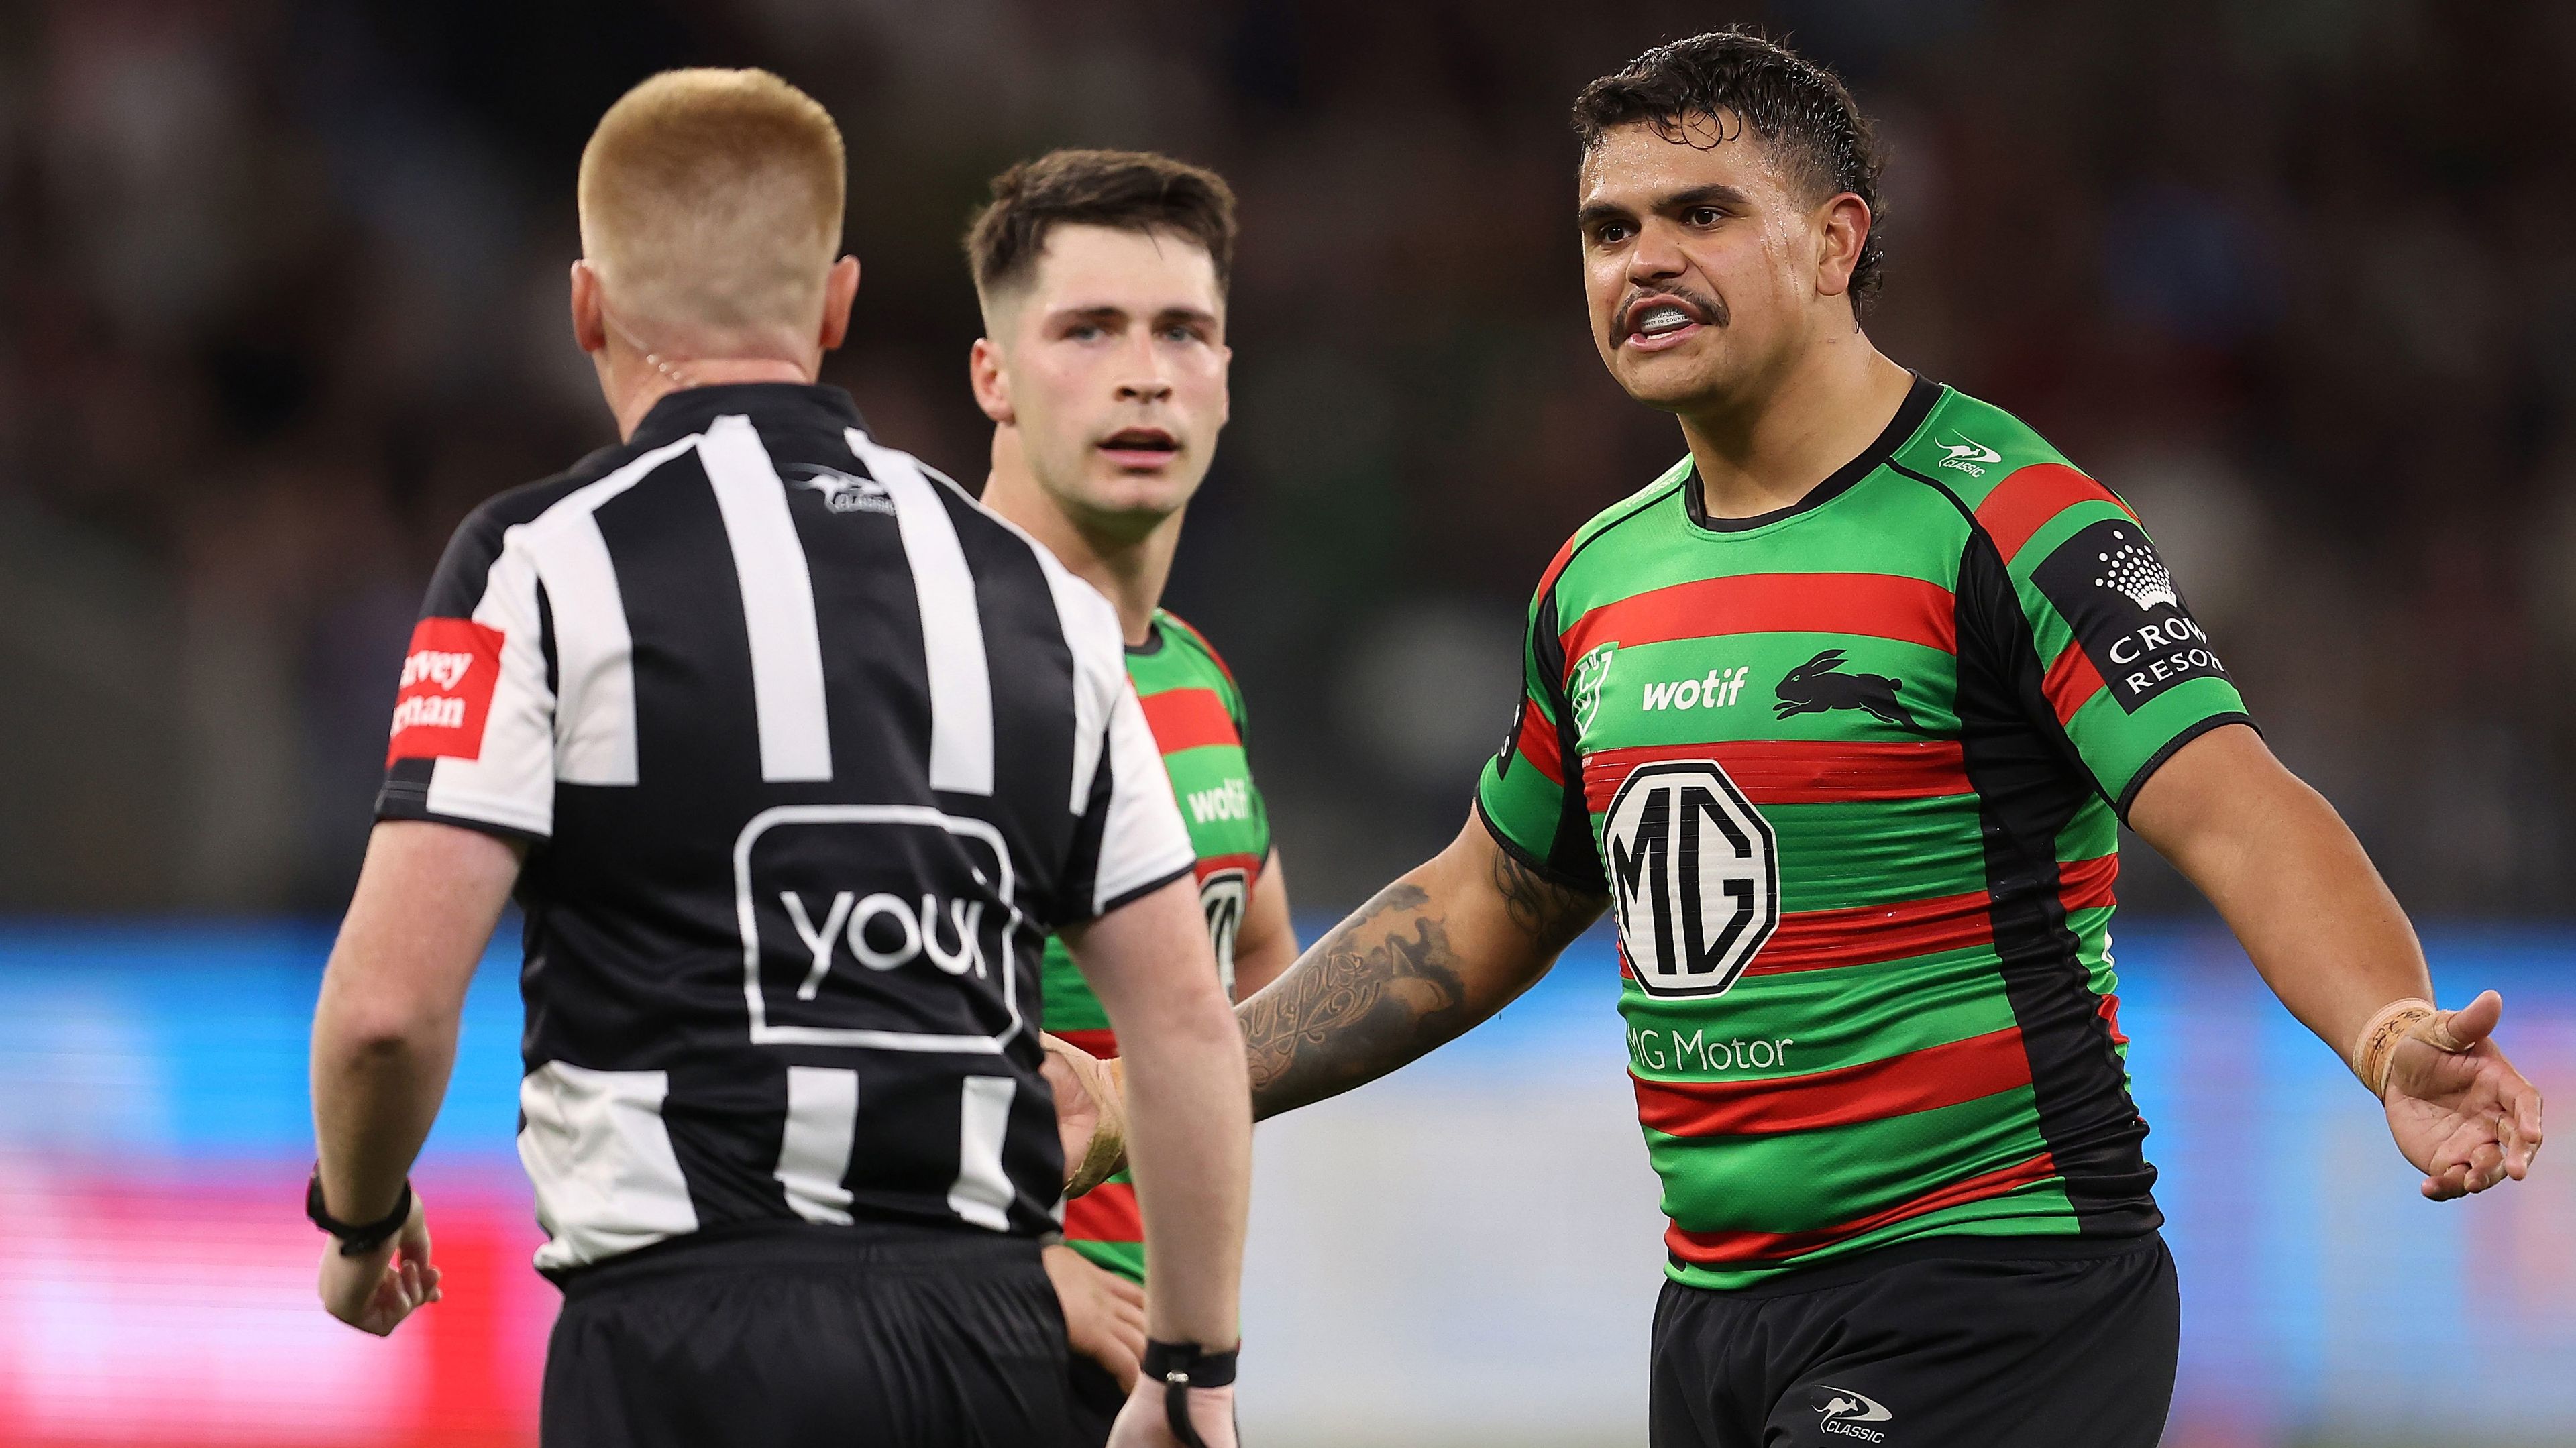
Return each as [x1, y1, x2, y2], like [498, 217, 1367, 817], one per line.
[2383, 990, 2545, 1200]
[1042, 1032, 1129, 1198]
[317, 1190, 441, 1336]
[1107, 1378, 1237, 1448]
[1044, 1243, 1147, 1389]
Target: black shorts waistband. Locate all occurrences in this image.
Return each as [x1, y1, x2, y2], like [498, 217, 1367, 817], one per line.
[1670, 1230, 2165, 1300]
[551, 1217, 1042, 1299]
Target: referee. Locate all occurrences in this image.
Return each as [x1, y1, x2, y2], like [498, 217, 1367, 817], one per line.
[306, 70, 1249, 1448]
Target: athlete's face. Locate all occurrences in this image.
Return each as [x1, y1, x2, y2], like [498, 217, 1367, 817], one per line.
[971, 225, 1230, 537]
[1576, 118, 1870, 414]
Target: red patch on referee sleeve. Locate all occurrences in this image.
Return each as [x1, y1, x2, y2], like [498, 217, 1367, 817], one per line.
[386, 618, 506, 767]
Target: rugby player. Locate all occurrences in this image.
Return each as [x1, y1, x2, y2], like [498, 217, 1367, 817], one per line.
[963, 150, 1294, 1446]
[1054, 30, 2544, 1448]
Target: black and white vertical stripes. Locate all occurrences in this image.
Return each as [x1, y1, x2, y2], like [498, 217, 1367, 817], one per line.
[378, 383, 1194, 1274]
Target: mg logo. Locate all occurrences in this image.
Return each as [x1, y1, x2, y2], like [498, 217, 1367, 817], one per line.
[1603, 761, 1778, 998]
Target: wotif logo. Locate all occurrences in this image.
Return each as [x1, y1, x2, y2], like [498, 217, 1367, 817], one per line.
[1815, 1384, 1894, 1441]
[1641, 666, 1749, 712]
[1187, 777, 1254, 825]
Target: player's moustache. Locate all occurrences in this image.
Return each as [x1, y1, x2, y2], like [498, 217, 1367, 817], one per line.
[1619, 286, 1728, 335]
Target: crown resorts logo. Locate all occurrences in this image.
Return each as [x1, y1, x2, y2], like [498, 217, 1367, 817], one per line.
[1570, 643, 1617, 734]
[2092, 528, 2178, 611]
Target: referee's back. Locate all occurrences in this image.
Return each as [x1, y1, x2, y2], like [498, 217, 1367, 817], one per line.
[307, 67, 1250, 1448]
[379, 380, 1190, 1268]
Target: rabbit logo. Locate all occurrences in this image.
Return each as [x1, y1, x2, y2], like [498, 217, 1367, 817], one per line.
[1773, 649, 1919, 731]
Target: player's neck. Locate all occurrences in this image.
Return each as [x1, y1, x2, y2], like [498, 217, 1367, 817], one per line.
[981, 441, 1179, 649]
[1678, 331, 1914, 521]
[606, 355, 819, 442]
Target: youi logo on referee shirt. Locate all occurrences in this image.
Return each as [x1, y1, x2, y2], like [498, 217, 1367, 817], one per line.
[784, 463, 896, 515]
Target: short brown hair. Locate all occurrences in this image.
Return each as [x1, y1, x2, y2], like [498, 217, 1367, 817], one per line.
[578, 68, 846, 343]
[964, 149, 1237, 309]
[1574, 29, 1887, 309]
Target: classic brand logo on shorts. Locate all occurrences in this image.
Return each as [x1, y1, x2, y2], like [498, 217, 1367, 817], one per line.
[1813, 1384, 1894, 1441]
[1570, 642, 1617, 734]
[386, 617, 504, 767]
[2030, 518, 2229, 713]
[1602, 761, 1778, 999]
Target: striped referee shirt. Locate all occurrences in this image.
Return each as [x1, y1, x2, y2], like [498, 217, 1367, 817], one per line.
[375, 383, 1195, 1274]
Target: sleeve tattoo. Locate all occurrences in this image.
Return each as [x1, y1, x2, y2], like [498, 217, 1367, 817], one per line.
[1238, 852, 1601, 1119]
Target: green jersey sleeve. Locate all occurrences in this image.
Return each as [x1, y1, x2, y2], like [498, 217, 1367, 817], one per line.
[1974, 468, 2253, 815]
[1475, 577, 1609, 893]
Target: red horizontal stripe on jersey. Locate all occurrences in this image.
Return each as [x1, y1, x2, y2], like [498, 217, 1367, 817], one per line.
[2041, 638, 2106, 726]
[2058, 853, 2117, 913]
[1513, 692, 1565, 785]
[1743, 889, 1996, 976]
[1140, 687, 1239, 755]
[1665, 1152, 2059, 1265]
[1195, 851, 1266, 885]
[1063, 1180, 1141, 1245]
[1976, 463, 2137, 563]
[2097, 991, 2129, 1047]
[1633, 1026, 2033, 1138]
[1580, 740, 1970, 812]
[1560, 573, 1957, 661]
[1159, 611, 1238, 687]
[1052, 1027, 1118, 1060]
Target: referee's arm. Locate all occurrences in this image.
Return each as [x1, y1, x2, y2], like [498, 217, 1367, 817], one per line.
[309, 820, 523, 1335]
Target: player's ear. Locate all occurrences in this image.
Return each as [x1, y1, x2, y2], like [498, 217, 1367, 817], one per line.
[570, 260, 608, 356]
[969, 335, 1016, 425]
[818, 254, 861, 353]
[1814, 192, 1870, 301]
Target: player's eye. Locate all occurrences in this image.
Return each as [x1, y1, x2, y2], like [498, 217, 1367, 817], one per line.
[1593, 221, 1633, 245]
[1066, 323, 1104, 341]
[1684, 206, 1723, 227]
[1161, 323, 1201, 344]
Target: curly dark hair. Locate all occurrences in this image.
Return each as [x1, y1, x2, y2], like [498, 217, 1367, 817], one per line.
[1572, 28, 1887, 309]
[965, 148, 1237, 301]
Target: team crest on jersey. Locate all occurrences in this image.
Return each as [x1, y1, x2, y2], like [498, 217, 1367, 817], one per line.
[1774, 649, 1920, 731]
[785, 463, 897, 515]
[1569, 642, 1618, 735]
[1603, 761, 1778, 999]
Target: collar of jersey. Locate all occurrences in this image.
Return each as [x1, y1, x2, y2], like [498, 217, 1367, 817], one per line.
[630, 382, 869, 449]
[1679, 373, 1944, 537]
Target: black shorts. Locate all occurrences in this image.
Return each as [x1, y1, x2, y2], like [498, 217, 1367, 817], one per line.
[1063, 1351, 1128, 1448]
[541, 1221, 1072, 1448]
[1649, 1233, 2179, 1448]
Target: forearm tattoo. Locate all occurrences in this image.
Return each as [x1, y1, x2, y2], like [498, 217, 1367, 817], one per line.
[1238, 883, 1470, 1120]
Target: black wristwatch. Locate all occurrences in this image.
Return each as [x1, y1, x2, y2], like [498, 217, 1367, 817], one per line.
[305, 1170, 413, 1256]
[1142, 1340, 1238, 1448]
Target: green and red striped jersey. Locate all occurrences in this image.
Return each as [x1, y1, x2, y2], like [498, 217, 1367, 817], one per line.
[1477, 376, 2249, 1290]
[1043, 609, 1270, 1282]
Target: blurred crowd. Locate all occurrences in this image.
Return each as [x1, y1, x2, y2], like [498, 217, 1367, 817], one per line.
[5, 0, 2571, 916]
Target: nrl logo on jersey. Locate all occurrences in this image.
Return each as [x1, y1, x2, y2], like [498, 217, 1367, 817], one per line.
[1569, 642, 1618, 734]
[785, 463, 897, 515]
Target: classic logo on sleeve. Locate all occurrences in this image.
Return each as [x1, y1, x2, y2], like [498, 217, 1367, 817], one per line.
[386, 618, 506, 767]
[2030, 520, 2228, 712]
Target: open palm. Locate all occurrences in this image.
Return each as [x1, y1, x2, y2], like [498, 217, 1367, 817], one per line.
[2382, 990, 2546, 1200]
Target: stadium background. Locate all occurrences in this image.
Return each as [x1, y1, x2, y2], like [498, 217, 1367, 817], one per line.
[1, 1, 2569, 1444]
